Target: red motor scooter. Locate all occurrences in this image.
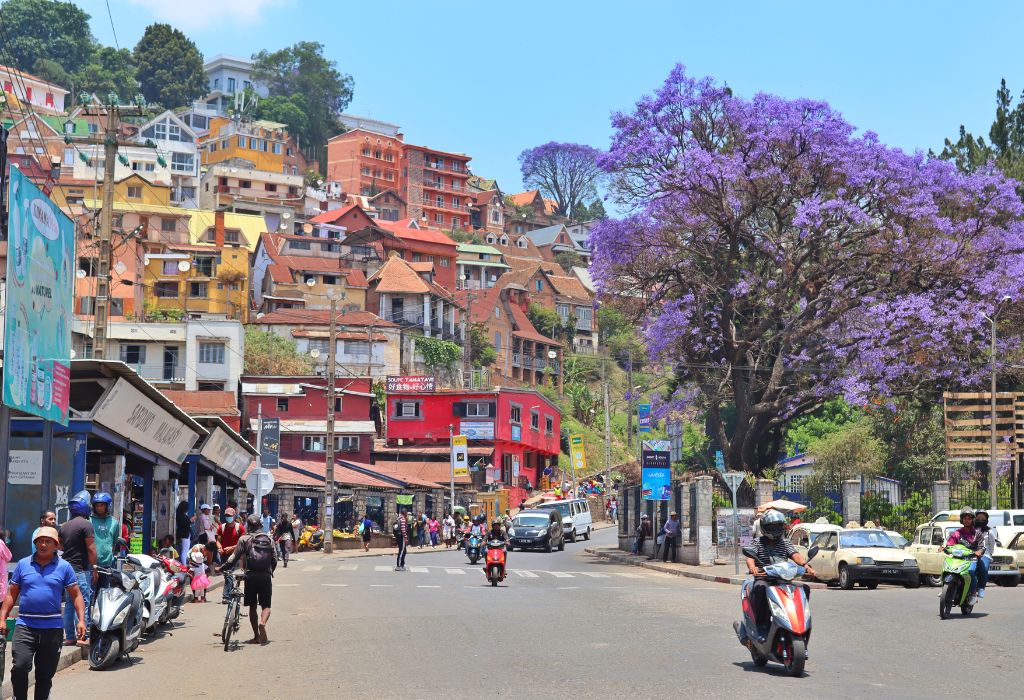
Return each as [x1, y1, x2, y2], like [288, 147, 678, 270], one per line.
[484, 539, 507, 586]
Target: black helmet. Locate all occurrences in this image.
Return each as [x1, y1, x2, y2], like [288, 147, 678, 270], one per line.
[761, 510, 787, 541]
[492, 519, 502, 528]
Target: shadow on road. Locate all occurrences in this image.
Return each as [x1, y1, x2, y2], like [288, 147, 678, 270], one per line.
[731, 661, 811, 679]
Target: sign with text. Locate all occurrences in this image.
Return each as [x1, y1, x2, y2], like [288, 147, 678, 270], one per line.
[637, 404, 652, 433]
[641, 449, 671, 501]
[569, 434, 588, 475]
[201, 427, 254, 477]
[511, 424, 521, 442]
[642, 439, 670, 453]
[460, 421, 494, 440]
[3, 167, 74, 424]
[258, 418, 280, 468]
[93, 379, 201, 463]
[451, 434, 468, 477]
[7, 450, 42, 485]
[386, 375, 436, 393]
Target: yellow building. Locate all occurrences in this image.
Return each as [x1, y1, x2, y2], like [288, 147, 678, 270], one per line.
[200, 117, 291, 172]
[52, 172, 173, 211]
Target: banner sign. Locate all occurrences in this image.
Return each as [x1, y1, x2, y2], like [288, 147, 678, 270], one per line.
[460, 421, 494, 440]
[714, 450, 725, 473]
[93, 379, 201, 463]
[6, 450, 42, 485]
[396, 494, 414, 506]
[386, 375, 435, 393]
[643, 439, 670, 453]
[717, 509, 756, 548]
[451, 434, 468, 477]
[259, 418, 280, 468]
[3, 167, 74, 424]
[569, 434, 588, 474]
[637, 404, 652, 433]
[200, 427, 254, 478]
[511, 424, 521, 442]
[641, 449, 671, 500]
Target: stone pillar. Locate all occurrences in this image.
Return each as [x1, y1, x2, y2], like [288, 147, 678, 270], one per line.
[196, 475, 213, 509]
[931, 480, 950, 515]
[842, 480, 861, 526]
[755, 478, 775, 508]
[353, 488, 367, 521]
[693, 476, 715, 565]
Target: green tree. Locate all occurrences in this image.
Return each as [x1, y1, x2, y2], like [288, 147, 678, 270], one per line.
[574, 198, 607, 221]
[469, 323, 496, 367]
[253, 93, 311, 145]
[414, 337, 460, 372]
[554, 250, 584, 273]
[784, 398, 861, 456]
[75, 47, 137, 102]
[2, 0, 95, 76]
[937, 78, 1024, 188]
[805, 419, 884, 501]
[133, 23, 206, 108]
[251, 41, 354, 169]
[244, 327, 313, 375]
[527, 303, 570, 342]
[29, 58, 72, 89]
[866, 398, 946, 487]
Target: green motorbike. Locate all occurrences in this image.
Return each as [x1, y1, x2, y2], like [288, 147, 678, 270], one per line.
[939, 543, 978, 620]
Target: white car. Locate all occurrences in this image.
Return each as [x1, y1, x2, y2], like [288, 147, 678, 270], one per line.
[535, 499, 593, 542]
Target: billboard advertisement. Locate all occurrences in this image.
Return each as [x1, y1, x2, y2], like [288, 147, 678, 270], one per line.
[569, 434, 588, 475]
[641, 449, 671, 501]
[451, 434, 468, 477]
[259, 417, 281, 468]
[3, 167, 74, 424]
[638, 403, 652, 433]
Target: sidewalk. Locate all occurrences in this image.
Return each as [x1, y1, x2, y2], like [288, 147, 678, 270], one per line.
[584, 546, 828, 589]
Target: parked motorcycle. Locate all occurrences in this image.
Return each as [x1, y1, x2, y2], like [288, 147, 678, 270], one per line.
[298, 525, 324, 551]
[127, 553, 169, 633]
[939, 543, 978, 619]
[466, 533, 483, 565]
[155, 548, 191, 623]
[484, 540, 507, 587]
[89, 563, 145, 670]
[734, 545, 818, 677]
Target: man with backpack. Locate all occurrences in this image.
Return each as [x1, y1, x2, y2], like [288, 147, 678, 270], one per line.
[220, 514, 277, 645]
[216, 507, 245, 604]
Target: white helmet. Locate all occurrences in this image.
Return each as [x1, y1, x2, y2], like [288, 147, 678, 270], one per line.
[760, 510, 787, 541]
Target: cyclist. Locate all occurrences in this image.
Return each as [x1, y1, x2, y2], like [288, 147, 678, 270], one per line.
[219, 514, 277, 645]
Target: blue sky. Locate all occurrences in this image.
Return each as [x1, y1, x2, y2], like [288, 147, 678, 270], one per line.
[74, 1, 1020, 196]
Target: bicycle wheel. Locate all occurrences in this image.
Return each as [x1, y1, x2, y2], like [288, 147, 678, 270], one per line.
[222, 598, 238, 651]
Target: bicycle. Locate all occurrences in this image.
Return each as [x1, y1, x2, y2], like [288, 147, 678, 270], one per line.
[220, 571, 246, 651]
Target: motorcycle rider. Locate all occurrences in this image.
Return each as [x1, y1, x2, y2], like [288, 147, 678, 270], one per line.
[743, 510, 817, 642]
[974, 509, 996, 599]
[89, 492, 119, 591]
[946, 507, 984, 601]
[488, 518, 509, 548]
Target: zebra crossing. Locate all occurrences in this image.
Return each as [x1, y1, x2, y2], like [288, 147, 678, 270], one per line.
[305, 562, 655, 581]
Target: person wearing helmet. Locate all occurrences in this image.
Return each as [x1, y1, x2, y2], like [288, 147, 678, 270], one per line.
[743, 509, 817, 642]
[946, 507, 984, 601]
[973, 509, 996, 599]
[90, 492, 119, 591]
[488, 518, 509, 559]
[58, 491, 97, 645]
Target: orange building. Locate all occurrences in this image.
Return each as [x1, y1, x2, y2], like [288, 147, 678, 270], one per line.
[404, 144, 471, 232]
[325, 128, 403, 198]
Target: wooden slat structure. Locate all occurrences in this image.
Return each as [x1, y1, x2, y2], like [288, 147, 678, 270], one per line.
[943, 392, 1018, 462]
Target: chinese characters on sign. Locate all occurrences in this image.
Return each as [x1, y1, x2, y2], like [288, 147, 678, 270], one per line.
[386, 375, 436, 392]
[2, 167, 74, 424]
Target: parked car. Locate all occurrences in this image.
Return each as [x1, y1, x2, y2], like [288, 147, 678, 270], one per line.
[535, 498, 593, 542]
[1005, 531, 1024, 576]
[885, 530, 910, 548]
[908, 522, 1021, 587]
[928, 509, 1024, 527]
[810, 528, 920, 589]
[507, 509, 564, 552]
[790, 521, 842, 556]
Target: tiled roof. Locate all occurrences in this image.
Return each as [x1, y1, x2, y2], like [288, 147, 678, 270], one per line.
[454, 286, 502, 324]
[309, 204, 357, 224]
[547, 274, 592, 302]
[368, 461, 473, 486]
[409, 261, 434, 274]
[368, 256, 431, 294]
[279, 459, 398, 489]
[269, 255, 369, 288]
[507, 190, 542, 207]
[471, 189, 500, 206]
[509, 303, 561, 346]
[376, 219, 458, 247]
[160, 390, 240, 416]
[254, 308, 396, 328]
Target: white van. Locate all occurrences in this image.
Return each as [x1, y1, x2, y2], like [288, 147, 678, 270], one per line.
[536, 499, 593, 543]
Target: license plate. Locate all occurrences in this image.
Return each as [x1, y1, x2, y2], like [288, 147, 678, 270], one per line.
[881, 568, 900, 575]
[993, 566, 1010, 571]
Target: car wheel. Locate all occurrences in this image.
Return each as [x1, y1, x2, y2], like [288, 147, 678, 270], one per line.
[557, 537, 565, 552]
[583, 527, 590, 541]
[544, 538, 552, 553]
[923, 574, 943, 587]
[865, 581, 878, 590]
[568, 529, 576, 543]
[838, 564, 854, 590]
[904, 579, 921, 589]
[507, 545, 514, 552]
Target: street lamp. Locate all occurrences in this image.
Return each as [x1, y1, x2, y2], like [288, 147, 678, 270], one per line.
[981, 295, 1012, 509]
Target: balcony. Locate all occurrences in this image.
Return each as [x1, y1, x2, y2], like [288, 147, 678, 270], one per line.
[512, 352, 520, 368]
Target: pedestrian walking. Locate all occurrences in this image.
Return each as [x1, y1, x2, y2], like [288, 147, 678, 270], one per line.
[261, 508, 275, 534]
[609, 497, 618, 524]
[360, 514, 375, 552]
[219, 515, 277, 645]
[174, 501, 193, 565]
[416, 513, 426, 548]
[394, 510, 409, 571]
[662, 511, 681, 563]
[443, 513, 455, 549]
[0, 528, 12, 687]
[197, 503, 217, 547]
[216, 507, 245, 603]
[30, 512, 56, 556]
[428, 516, 440, 547]
[58, 491, 96, 646]
[274, 512, 295, 568]
[1, 527, 86, 700]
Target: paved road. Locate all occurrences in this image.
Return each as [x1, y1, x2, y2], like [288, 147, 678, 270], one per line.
[50, 528, 1022, 698]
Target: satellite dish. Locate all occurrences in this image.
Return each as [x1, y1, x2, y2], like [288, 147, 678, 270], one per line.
[302, 223, 313, 234]
[548, 350, 557, 359]
[279, 223, 288, 230]
[76, 269, 87, 279]
[256, 312, 266, 319]
[306, 278, 317, 287]
[282, 212, 292, 220]
[309, 349, 321, 359]
[177, 261, 191, 272]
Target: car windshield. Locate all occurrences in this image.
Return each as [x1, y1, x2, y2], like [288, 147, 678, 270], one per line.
[839, 530, 896, 548]
[887, 533, 909, 547]
[514, 515, 550, 527]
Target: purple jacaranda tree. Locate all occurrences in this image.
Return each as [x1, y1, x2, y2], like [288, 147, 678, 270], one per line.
[519, 142, 603, 220]
[591, 65, 1024, 472]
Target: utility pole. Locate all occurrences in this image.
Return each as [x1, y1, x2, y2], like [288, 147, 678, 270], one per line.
[603, 359, 611, 491]
[324, 297, 338, 553]
[626, 347, 634, 450]
[77, 95, 147, 358]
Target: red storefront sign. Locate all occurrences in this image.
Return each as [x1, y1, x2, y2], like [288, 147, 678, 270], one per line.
[386, 375, 436, 392]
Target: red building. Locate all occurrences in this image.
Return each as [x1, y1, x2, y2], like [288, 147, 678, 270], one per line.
[384, 387, 560, 507]
[241, 376, 378, 464]
[343, 217, 459, 291]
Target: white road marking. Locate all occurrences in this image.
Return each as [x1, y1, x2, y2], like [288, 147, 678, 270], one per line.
[322, 583, 348, 587]
[416, 585, 441, 588]
[374, 566, 393, 572]
[548, 571, 575, 578]
[577, 572, 610, 578]
[277, 583, 300, 587]
[303, 565, 323, 572]
[600, 586, 626, 590]
[514, 570, 539, 578]
[557, 586, 580, 590]
[408, 566, 429, 573]
[370, 584, 392, 587]
[337, 564, 359, 571]
[613, 572, 643, 578]
[445, 568, 466, 575]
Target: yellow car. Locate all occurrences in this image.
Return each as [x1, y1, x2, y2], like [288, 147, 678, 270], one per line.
[790, 522, 842, 556]
[810, 528, 920, 589]
[907, 523, 1021, 588]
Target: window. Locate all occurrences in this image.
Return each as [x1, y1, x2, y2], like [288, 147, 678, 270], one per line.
[918, 528, 930, 545]
[495, 331, 502, 349]
[434, 213, 443, 224]
[362, 147, 371, 157]
[260, 139, 268, 152]
[465, 402, 490, 417]
[265, 183, 277, 192]
[303, 275, 317, 286]
[439, 257, 449, 267]
[127, 186, 142, 199]
[510, 405, 521, 423]
[435, 195, 444, 207]
[79, 296, 96, 314]
[307, 338, 328, 355]
[273, 142, 282, 154]
[575, 306, 593, 330]
[237, 136, 246, 148]
[189, 282, 208, 298]
[451, 197, 460, 208]
[213, 78, 221, 89]
[277, 398, 289, 411]
[119, 344, 146, 365]
[63, 147, 74, 165]
[412, 253, 421, 263]
[78, 257, 97, 276]
[193, 256, 216, 276]
[227, 77, 236, 93]
[394, 401, 422, 418]
[494, 306, 500, 319]
[240, 180, 252, 189]
[338, 436, 359, 452]
[344, 340, 370, 356]
[452, 217, 460, 228]
[111, 298, 124, 316]
[556, 303, 570, 321]
[224, 230, 240, 245]
[931, 529, 945, 546]
[289, 240, 311, 250]
[361, 166, 371, 176]
[545, 416, 553, 434]
[161, 218, 177, 233]
[144, 163, 155, 172]
[154, 281, 179, 298]
[535, 279, 543, 292]
[491, 209, 500, 223]
[515, 225, 524, 234]
[517, 238, 528, 249]
[302, 436, 326, 452]
[486, 234, 496, 244]
[499, 236, 508, 246]
[167, 124, 182, 141]
[171, 152, 194, 172]
[530, 411, 540, 430]
[199, 342, 225, 364]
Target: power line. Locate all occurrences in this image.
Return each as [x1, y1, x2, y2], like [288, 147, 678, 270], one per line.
[103, 0, 121, 50]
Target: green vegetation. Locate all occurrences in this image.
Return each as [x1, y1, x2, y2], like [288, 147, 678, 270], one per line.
[244, 327, 313, 375]
[414, 336, 461, 371]
[134, 24, 206, 108]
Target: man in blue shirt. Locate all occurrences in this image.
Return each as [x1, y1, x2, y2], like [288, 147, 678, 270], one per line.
[1, 527, 86, 700]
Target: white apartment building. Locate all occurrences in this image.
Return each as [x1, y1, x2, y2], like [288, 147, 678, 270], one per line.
[136, 110, 201, 207]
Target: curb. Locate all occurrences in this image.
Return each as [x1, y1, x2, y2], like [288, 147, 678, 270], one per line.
[584, 548, 828, 589]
